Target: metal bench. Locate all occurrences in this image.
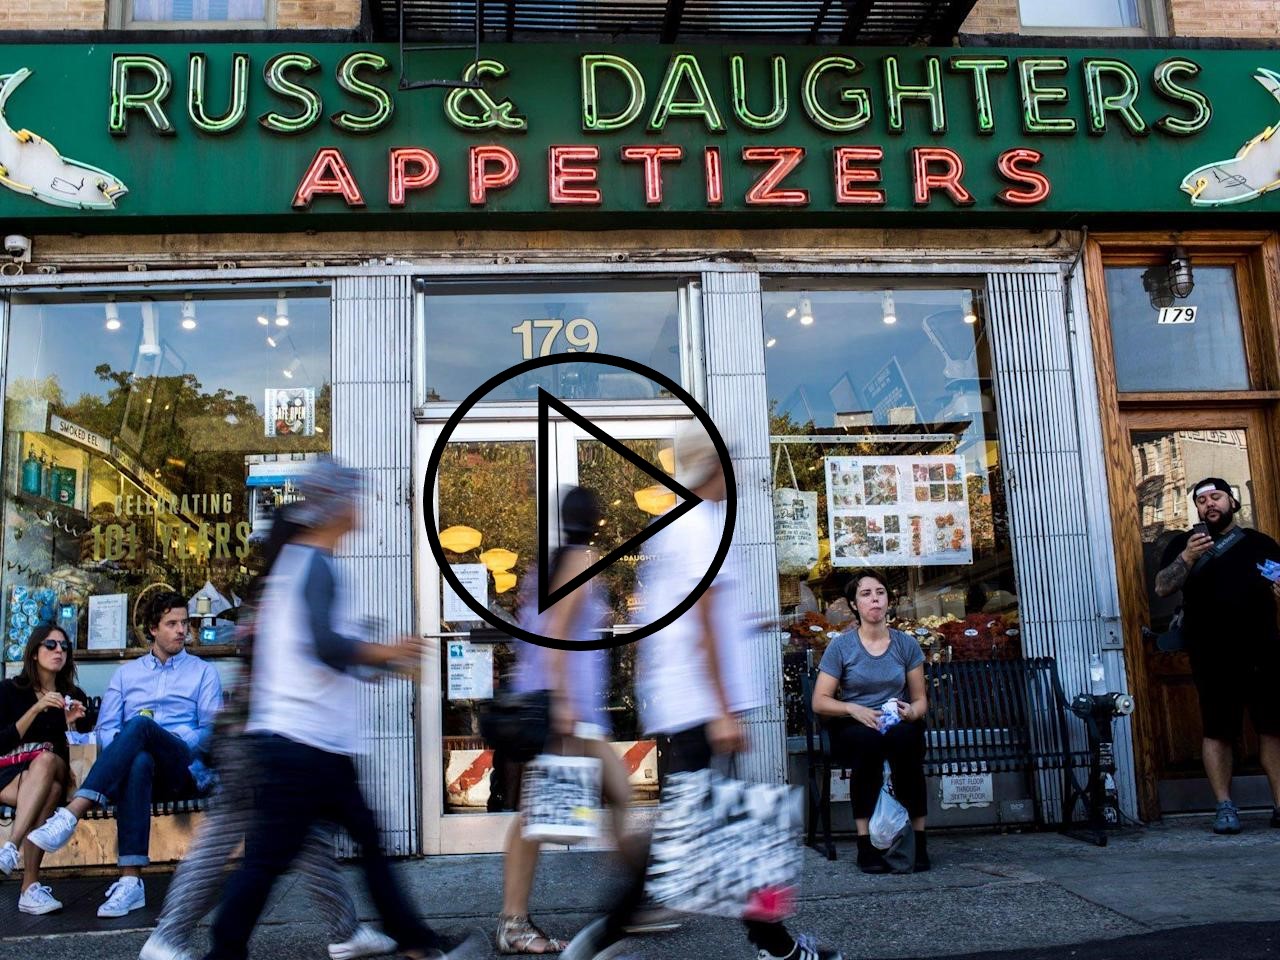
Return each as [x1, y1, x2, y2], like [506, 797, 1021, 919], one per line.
[802, 656, 1087, 860]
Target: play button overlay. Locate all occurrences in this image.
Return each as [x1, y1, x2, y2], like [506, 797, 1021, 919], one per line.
[423, 353, 736, 651]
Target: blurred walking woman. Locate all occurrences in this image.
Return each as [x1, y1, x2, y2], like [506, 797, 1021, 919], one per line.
[811, 570, 929, 874]
[497, 486, 635, 954]
[203, 460, 471, 960]
[0, 624, 92, 914]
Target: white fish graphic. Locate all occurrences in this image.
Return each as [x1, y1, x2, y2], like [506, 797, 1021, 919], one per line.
[0, 68, 128, 211]
[1180, 68, 1280, 207]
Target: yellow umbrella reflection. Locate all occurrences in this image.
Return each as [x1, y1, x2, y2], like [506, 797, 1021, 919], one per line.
[634, 484, 676, 516]
[658, 446, 675, 475]
[493, 571, 518, 594]
[480, 548, 518, 572]
[439, 525, 482, 553]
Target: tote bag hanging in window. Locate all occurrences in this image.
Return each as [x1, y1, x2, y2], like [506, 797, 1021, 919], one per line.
[519, 753, 603, 845]
[773, 447, 819, 577]
[644, 768, 804, 921]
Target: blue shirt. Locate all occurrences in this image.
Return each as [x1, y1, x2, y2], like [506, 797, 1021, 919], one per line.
[95, 649, 223, 753]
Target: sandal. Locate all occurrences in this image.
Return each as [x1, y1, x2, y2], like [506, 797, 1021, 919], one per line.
[496, 914, 568, 955]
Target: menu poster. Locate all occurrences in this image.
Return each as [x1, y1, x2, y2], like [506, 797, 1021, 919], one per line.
[87, 593, 129, 650]
[443, 564, 489, 622]
[826, 456, 973, 568]
[264, 388, 316, 438]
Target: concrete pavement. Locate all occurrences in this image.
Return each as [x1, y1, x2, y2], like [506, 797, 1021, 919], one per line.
[2, 811, 1278, 960]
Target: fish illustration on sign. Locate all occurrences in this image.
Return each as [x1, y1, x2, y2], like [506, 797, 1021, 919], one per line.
[0, 68, 128, 211]
[1180, 68, 1280, 207]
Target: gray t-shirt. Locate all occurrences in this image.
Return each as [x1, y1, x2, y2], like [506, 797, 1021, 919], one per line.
[817, 629, 925, 708]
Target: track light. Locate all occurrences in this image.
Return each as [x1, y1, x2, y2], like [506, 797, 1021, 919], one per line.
[275, 292, 289, 327]
[881, 291, 897, 325]
[962, 291, 978, 325]
[181, 295, 197, 330]
[799, 297, 814, 326]
[105, 296, 120, 331]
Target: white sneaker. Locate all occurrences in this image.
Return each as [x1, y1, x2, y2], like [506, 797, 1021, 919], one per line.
[98, 877, 146, 918]
[27, 806, 79, 854]
[328, 924, 398, 960]
[0, 840, 19, 876]
[139, 934, 193, 960]
[18, 882, 63, 915]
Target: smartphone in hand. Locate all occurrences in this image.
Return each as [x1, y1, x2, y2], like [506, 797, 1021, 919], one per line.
[1191, 522, 1209, 538]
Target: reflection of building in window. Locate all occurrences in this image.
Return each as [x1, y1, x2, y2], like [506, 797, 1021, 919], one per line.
[1132, 430, 1251, 538]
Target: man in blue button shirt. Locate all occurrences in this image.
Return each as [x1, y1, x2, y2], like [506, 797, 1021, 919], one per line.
[29, 591, 222, 918]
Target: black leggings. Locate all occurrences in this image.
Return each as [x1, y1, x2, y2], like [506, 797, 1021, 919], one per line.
[828, 717, 928, 821]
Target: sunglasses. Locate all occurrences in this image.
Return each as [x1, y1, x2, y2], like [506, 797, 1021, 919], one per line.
[40, 639, 73, 653]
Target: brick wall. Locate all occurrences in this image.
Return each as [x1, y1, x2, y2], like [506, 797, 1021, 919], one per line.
[961, 0, 1022, 34]
[0, 0, 104, 30]
[1170, 0, 1280, 37]
[276, 0, 361, 29]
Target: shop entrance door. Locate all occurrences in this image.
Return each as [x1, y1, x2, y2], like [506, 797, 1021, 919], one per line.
[1119, 408, 1279, 813]
[417, 411, 687, 854]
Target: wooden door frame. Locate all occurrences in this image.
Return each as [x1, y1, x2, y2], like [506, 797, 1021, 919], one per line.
[1085, 230, 1280, 819]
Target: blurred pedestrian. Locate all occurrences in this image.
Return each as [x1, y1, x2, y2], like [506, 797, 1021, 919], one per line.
[202, 458, 477, 960]
[563, 423, 842, 960]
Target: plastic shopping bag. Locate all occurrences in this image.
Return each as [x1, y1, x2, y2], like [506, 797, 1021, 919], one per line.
[868, 762, 909, 850]
[519, 753, 603, 845]
[645, 768, 804, 921]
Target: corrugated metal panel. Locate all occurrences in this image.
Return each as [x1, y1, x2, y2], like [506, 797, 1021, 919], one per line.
[331, 275, 420, 856]
[985, 270, 1136, 823]
[702, 271, 786, 784]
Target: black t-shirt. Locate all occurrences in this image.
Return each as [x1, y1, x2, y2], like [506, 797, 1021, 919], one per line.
[0, 679, 92, 763]
[1160, 526, 1280, 655]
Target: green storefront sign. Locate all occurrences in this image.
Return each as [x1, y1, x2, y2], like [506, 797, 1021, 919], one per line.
[0, 42, 1277, 228]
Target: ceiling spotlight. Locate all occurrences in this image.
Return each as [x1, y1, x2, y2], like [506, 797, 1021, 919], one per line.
[257, 314, 270, 326]
[766, 337, 777, 348]
[275, 291, 289, 327]
[785, 307, 797, 319]
[180, 295, 197, 330]
[105, 296, 121, 331]
[881, 291, 897, 325]
[282, 358, 301, 379]
[139, 298, 161, 357]
[962, 290, 978, 325]
[799, 297, 814, 326]
[266, 336, 278, 348]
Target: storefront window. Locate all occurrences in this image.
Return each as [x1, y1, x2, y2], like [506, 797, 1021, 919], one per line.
[763, 283, 1019, 735]
[422, 280, 686, 402]
[1105, 266, 1249, 393]
[2, 289, 331, 661]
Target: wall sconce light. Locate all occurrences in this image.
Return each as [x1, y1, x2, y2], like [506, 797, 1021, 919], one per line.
[962, 290, 978, 325]
[105, 296, 121, 331]
[1142, 246, 1195, 310]
[881, 291, 897, 325]
[180, 294, 197, 330]
[275, 292, 289, 327]
[799, 297, 814, 326]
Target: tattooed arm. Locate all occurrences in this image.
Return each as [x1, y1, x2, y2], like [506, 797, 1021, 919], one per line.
[1154, 554, 1190, 598]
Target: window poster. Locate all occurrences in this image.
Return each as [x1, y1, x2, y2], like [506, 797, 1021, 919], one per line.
[826, 456, 972, 567]
[264, 387, 316, 438]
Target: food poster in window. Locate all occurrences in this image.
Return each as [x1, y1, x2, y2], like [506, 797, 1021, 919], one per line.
[826, 455, 972, 567]
[264, 388, 315, 438]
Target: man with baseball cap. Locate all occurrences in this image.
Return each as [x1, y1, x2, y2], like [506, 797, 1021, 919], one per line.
[1155, 476, 1280, 834]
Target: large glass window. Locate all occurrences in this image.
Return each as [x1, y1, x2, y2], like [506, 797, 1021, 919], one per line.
[1018, 0, 1141, 28]
[2, 289, 330, 662]
[763, 283, 1018, 735]
[127, 1, 267, 22]
[1105, 266, 1249, 393]
[421, 281, 687, 403]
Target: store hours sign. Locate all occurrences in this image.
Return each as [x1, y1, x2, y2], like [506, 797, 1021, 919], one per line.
[1, 43, 1278, 227]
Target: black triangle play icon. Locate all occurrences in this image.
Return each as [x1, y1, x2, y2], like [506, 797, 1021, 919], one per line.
[537, 388, 701, 615]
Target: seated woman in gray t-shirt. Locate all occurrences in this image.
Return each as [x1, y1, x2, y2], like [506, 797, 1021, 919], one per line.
[811, 570, 930, 874]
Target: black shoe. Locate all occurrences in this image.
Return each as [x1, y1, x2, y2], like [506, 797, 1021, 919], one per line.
[756, 933, 843, 960]
[914, 830, 931, 872]
[856, 835, 889, 874]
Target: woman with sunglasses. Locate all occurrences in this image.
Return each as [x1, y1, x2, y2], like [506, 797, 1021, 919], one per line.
[0, 623, 92, 914]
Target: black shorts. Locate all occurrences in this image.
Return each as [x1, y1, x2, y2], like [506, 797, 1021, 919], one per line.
[1192, 660, 1280, 741]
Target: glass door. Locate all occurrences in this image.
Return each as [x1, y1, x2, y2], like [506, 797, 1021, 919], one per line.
[419, 415, 685, 854]
[1121, 409, 1277, 811]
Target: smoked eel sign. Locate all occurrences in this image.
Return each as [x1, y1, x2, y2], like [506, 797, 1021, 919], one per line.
[1, 43, 1278, 227]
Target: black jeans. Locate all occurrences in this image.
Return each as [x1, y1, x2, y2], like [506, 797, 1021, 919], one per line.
[603, 724, 795, 958]
[827, 717, 928, 821]
[203, 735, 438, 960]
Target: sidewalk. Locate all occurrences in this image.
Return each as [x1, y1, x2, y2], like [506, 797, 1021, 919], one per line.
[2, 812, 1278, 959]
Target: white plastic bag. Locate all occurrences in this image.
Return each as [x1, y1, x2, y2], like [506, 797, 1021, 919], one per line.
[772, 447, 819, 576]
[868, 762, 909, 850]
[519, 753, 602, 845]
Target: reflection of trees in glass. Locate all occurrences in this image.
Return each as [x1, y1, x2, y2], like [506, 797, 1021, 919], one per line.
[437, 442, 537, 621]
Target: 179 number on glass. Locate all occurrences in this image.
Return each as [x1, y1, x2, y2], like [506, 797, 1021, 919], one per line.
[511, 318, 600, 359]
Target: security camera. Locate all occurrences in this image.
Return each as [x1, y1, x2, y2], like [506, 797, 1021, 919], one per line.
[4, 235, 31, 261]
